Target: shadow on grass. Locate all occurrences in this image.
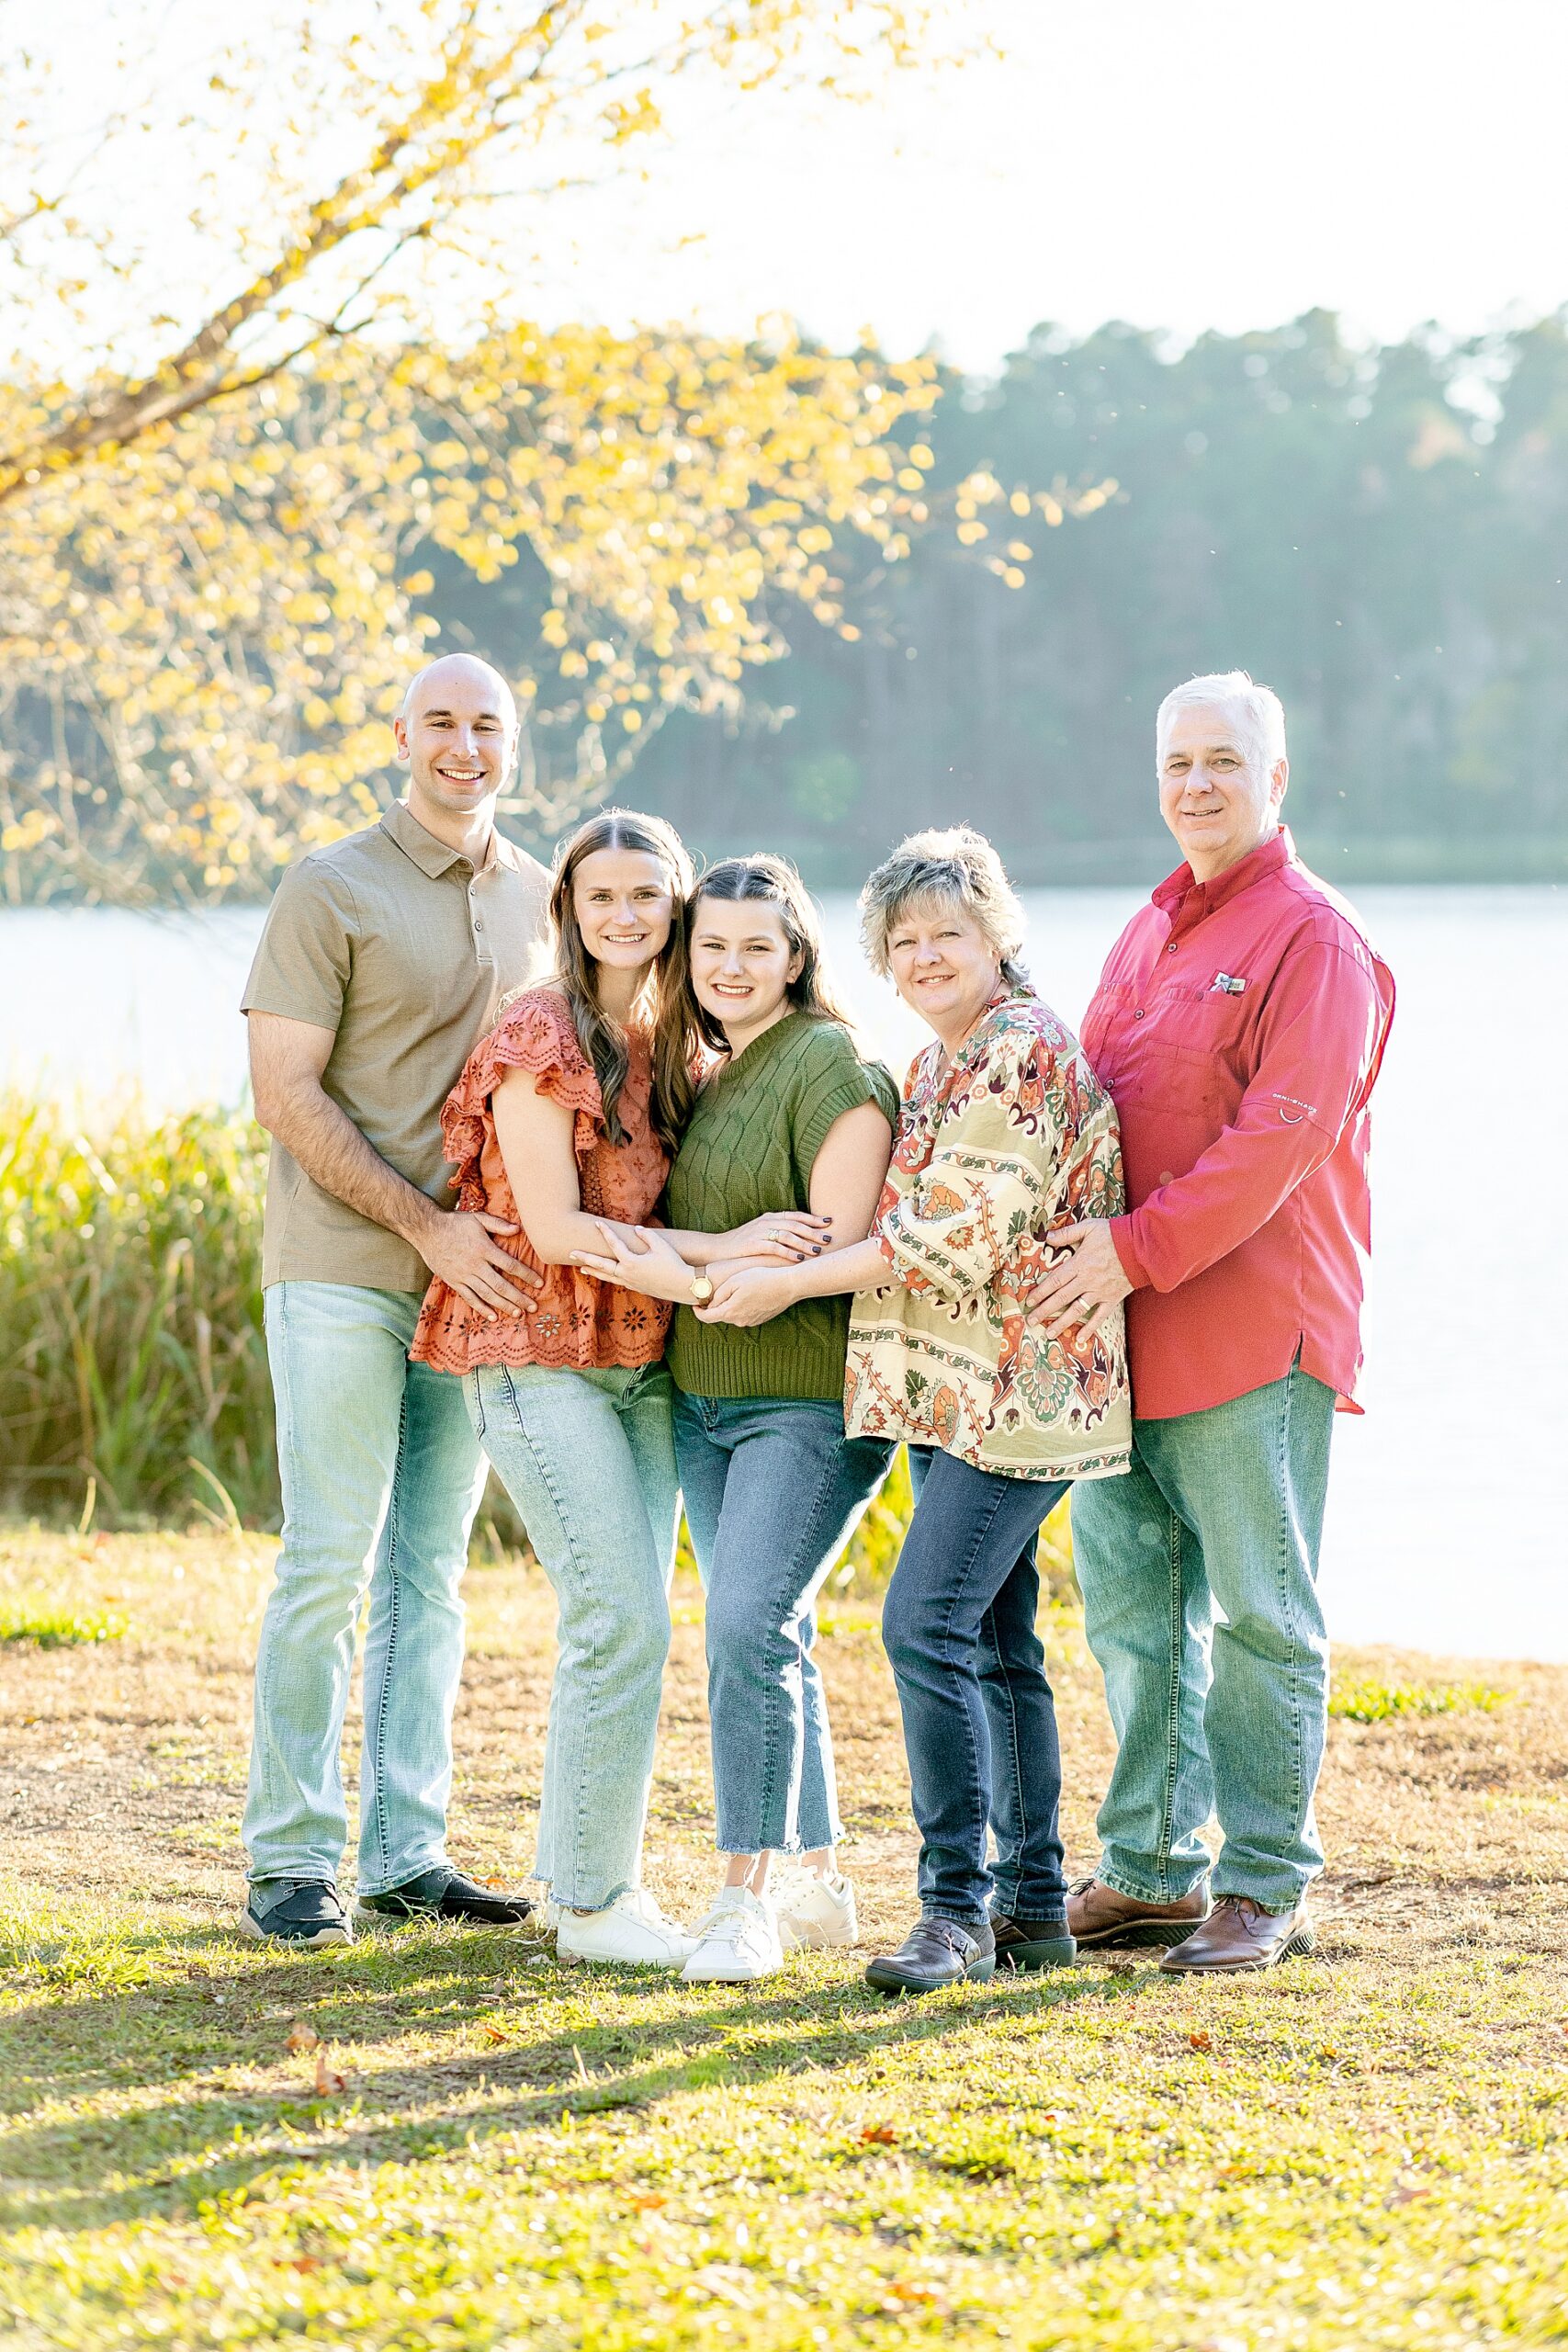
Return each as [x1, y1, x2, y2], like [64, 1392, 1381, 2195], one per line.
[0, 1918, 1156, 2231]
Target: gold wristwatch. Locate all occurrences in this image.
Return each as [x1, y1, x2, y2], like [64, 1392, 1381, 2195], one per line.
[689, 1272, 715, 1306]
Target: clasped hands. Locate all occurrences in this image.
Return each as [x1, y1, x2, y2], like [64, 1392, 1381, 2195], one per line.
[570, 1209, 827, 1322]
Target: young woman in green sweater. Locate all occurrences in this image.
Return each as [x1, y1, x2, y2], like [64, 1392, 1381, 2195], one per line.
[573, 857, 898, 1983]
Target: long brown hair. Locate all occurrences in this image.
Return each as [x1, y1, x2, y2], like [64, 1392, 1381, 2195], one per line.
[686, 854, 856, 1055]
[548, 809, 698, 1155]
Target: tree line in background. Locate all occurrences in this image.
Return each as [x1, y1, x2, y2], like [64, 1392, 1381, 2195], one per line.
[3, 4, 1562, 899]
[9, 302, 1568, 897]
[0, 0, 974, 904]
[623, 307, 1568, 883]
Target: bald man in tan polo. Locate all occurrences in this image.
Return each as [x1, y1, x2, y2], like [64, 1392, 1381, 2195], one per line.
[238, 655, 553, 1946]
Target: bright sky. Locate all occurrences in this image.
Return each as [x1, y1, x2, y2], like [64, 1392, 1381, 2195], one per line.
[526, 0, 1568, 366]
[15, 0, 1568, 374]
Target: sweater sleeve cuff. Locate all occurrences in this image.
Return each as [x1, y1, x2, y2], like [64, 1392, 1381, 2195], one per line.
[1109, 1214, 1154, 1290]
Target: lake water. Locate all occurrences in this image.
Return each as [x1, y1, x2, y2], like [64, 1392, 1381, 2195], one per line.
[4, 885, 1564, 1663]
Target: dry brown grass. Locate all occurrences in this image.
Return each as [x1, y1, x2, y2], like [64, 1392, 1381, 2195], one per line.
[5, 1525, 1566, 1967]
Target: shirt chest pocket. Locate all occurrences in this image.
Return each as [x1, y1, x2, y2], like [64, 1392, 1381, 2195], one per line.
[1081, 980, 1134, 1075]
[1125, 990, 1256, 1121]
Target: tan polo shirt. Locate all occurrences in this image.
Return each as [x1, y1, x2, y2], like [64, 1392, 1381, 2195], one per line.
[242, 799, 553, 1292]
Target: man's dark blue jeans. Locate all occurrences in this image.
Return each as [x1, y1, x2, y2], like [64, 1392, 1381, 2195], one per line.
[883, 1446, 1071, 1929]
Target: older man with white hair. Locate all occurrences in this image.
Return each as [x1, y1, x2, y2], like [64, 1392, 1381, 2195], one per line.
[1029, 672, 1394, 1973]
[237, 653, 553, 1946]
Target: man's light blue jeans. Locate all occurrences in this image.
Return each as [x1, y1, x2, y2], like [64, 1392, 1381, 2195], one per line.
[468, 1359, 680, 1912]
[673, 1392, 893, 1857]
[243, 1283, 489, 1896]
[1070, 1365, 1336, 1914]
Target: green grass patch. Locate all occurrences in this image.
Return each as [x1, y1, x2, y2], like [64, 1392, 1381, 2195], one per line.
[1328, 1679, 1510, 1724]
[0, 1600, 128, 1647]
[0, 1895, 1565, 2350]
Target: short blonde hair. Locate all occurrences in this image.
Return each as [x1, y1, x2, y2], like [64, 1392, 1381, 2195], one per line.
[859, 825, 1027, 982]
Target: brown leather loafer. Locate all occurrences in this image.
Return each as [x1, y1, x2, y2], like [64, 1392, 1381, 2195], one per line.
[1158, 1894, 1315, 1974]
[1066, 1874, 1211, 1951]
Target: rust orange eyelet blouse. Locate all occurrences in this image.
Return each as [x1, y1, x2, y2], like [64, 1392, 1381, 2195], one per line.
[410, 987, 673, 1375]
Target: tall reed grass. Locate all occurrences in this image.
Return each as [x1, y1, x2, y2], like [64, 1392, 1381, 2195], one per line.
[0, 1092, 1074, 1592]
[0, 1094, 274, 1525]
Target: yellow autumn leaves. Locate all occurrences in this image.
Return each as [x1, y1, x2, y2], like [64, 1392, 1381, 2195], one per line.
[0, 0, 990, 899]
[1, 326, 951, 895]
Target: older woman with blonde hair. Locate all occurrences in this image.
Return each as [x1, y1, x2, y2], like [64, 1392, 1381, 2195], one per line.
[694, 826, 1132, 1994]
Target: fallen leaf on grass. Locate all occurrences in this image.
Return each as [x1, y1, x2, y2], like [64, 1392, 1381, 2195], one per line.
[629, 2192, 667, 2211]
[284, 2021, 319, 2055]
[288, 2256, 321, 2275]
[1188, 2030, 1214, 2053]
[481, 2023, 509, 2045]
[860, 2122, 898, 2146]
[884, 2281, 951, 2313]
[313, 2051, 346, 2097]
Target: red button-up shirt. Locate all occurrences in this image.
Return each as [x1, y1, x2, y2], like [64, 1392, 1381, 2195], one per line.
[1080, 829, 1395, 1420]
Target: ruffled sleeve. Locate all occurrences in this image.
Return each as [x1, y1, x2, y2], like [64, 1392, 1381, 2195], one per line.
[440, 990, 604, 1209]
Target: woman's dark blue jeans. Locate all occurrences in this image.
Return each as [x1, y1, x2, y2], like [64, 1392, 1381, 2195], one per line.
[882, 1446, 1070, 1928]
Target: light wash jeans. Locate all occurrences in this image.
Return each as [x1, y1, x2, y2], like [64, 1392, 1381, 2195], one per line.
[1070, 1364, 1337, 1913]
[244, 1283, 488, 1895]
[673, 1392, 893, 1856]
[468, 1359, 680, 1911]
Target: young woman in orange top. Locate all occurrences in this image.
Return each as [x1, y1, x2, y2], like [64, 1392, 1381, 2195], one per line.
[412, 810, 822, 1967]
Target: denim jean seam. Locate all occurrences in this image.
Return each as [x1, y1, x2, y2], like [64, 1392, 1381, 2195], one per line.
[931, 1476, 1009, 1895]
[362, 1382, 410, 1888]
[1155, 1500, 1185, 1903]
[759, 1438, 850, 1852]
[256, 1286, 294, 1817]
[979, 1596, 1026, 1909]
[709, 1418, 843, 1856]
[1275, 1372, 1305, 1867]
[515, 1403, 608, 1906]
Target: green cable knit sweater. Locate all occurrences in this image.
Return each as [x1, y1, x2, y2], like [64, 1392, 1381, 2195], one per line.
[665, 1012, 900, 1401]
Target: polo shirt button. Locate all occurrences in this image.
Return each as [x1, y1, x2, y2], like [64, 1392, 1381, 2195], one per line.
[1167, 941, 1179, 954]
[1133, 1008, 1145, 1020]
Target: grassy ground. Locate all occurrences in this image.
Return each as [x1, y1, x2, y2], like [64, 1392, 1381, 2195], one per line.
[2, 1528, 1566, 2351]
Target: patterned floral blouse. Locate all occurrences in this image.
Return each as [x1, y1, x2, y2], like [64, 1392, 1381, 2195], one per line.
[411, 988, 672, 1375]
[843, 984, 1133, 1482]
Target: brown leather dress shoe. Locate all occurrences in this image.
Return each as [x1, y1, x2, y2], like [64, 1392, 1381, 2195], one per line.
[1066, 1874, 1211, 1951]
[1158, 1894, 1315, 1973]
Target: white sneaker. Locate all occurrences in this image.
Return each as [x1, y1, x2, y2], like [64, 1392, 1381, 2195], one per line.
[773, 1867, 858, 1951]
[555, 1889, 698, 1969]
[681, 1886, 784, 1983]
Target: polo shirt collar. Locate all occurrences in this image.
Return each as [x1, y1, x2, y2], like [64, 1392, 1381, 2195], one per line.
[381, 797, 521, 879]
[1152, 826, 1295, 927]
